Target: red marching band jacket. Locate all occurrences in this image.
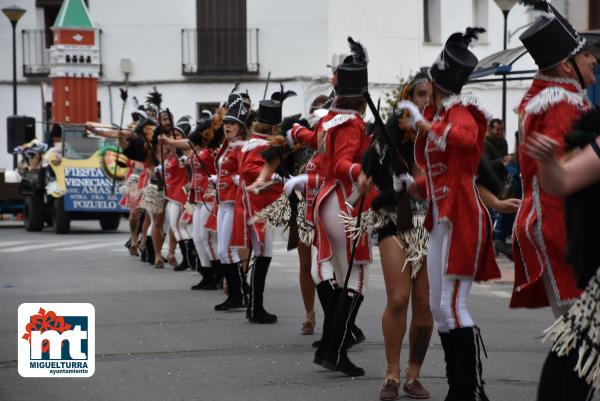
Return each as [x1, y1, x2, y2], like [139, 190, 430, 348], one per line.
[204, 139, 244, 232]
[190, 148, 216, 204]
[231, 133, 284, 249]
[164, 155, 189, 205]
[290, 109, 376, 265]
[510, 76, 590, 308]
[415, 93, 500, 282]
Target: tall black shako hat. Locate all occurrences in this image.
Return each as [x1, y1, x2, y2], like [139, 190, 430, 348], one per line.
[223, 92, 252, 125]
[429, 27, 485, 95]
[258, 84, 297, 125]
[335, 37, 369, 96]
[519, 0, 586, 70]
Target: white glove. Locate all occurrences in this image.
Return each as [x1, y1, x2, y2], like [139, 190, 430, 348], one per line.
[153, 165, 162, 173]
[284, 174, 308, 196]
[232, 174, 240, 186]
[392, 173, 415, 193]
[208, 175, 218, 184]
[396, 100, 424, 130]
[271, 173, 283, 183]
[178, 155, 188, 166]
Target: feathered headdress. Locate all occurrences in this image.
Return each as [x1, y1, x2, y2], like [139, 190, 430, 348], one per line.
[347, 36, 368, 65]
[146, 87, 163, 110]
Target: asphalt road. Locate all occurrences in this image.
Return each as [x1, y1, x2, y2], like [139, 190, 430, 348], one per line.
[0, 220, 578, 401]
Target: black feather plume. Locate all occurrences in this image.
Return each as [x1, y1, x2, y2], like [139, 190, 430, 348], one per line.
[464, 27, 486, 46]
[146, 87, 162, 110]
[230, 82, 240, 94]
[518, 0, 549, 10]
[120, 88, 128, 102]
[347, 36, 368, 65]
[271, 83, 297, 103]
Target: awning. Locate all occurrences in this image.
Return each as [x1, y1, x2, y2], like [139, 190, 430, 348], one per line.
[469, 46, 535, 83]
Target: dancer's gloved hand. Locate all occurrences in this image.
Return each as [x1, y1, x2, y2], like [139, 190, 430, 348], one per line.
[284, 174, 308, 196]
[271, 173, 283, 183]
[232, 174, 240, 186]
[392, 173, 415, 193]
[208, 175, 217, 185]
[396, 100, 424, 130]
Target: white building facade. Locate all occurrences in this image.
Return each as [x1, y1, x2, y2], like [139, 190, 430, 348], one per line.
[0, 0, 599, 169]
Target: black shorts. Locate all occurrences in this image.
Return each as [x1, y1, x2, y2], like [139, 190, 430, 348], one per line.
[377, 220, 397, 242]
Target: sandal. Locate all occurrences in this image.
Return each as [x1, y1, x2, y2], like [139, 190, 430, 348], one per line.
[167, 252, 177, 267]
[129, 243, 139, 256]
[154, 257, 164, 269]
[301, 311, 316, 335]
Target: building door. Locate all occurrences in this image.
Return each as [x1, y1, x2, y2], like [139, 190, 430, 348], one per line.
[196, 0, 247, 73]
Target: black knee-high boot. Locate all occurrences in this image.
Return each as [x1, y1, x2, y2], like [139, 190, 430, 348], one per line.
[313, 279, 338, 365]
[174, 239, 195, 271]
[239, 261, 250, 307]
[450, 326, 489, 401]
[214, 262, 244, 311]
[144, 236, 155, 265]
[537, 348, 594, 401]
[247, 256, 277, 323]
[191, 254, 215, 290]
[439, 331, 460, 401]
[321, 288, 365, 376]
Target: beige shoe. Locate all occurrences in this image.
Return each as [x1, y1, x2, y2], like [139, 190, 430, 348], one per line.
[301, 311, 316, 335]
[154, 258, 164, 269]
[403, 378, 430, 399]
[379, 378, 400, 401]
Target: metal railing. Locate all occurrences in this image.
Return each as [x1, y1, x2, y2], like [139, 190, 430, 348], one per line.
[22, 29, 103, 77]
[181, 28, 259, 75]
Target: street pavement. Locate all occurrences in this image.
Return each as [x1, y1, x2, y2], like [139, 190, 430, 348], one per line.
[0, 221, 584, 401]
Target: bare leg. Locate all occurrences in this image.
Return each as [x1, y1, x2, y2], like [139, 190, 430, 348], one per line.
[129, 208, 141, 251]
[298, 242, 316, 332]
[407, 256, 434, 382]
[298, 242, 315, 312]
[167, 228, 177, 266]
[380, 236, 411, 381]
[152, 211, 165, 264]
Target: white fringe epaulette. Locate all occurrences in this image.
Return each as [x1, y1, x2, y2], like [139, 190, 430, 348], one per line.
[249, 193, 291, 229]
[543, 268, 600, 392]
[322, 113, 356, 131]
[398, 214, 429, 279]
[229, 139, 245, 149]
[339, 208, 394, 242]
[297, 197, 314, 246]
[139, 183, 165, 215]
[525, 86, 585, 115]
[242, 138, 269, 153]
[442, 92, 492, 120]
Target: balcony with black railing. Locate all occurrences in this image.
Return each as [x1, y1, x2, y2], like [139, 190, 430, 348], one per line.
[22, 29, 103, 77]
[181, 28, 259, 76]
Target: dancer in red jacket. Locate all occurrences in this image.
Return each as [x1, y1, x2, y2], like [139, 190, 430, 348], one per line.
[511, 0, 597, 318]
[398, 27, 499, 400]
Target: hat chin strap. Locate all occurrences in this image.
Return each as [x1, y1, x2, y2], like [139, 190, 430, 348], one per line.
[569, 57, 585, 89]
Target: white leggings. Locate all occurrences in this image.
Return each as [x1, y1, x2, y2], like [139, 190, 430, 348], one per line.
[250, 225, 274, 258]
[193, 202, 218, 266]
[427, 220, 474, 333]
[319, 193, 368, 294]
[165, 201, 191, 241]
[217, 202, 240, 264]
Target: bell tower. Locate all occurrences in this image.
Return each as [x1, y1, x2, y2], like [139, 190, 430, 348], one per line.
[50, 0, 99, 123]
